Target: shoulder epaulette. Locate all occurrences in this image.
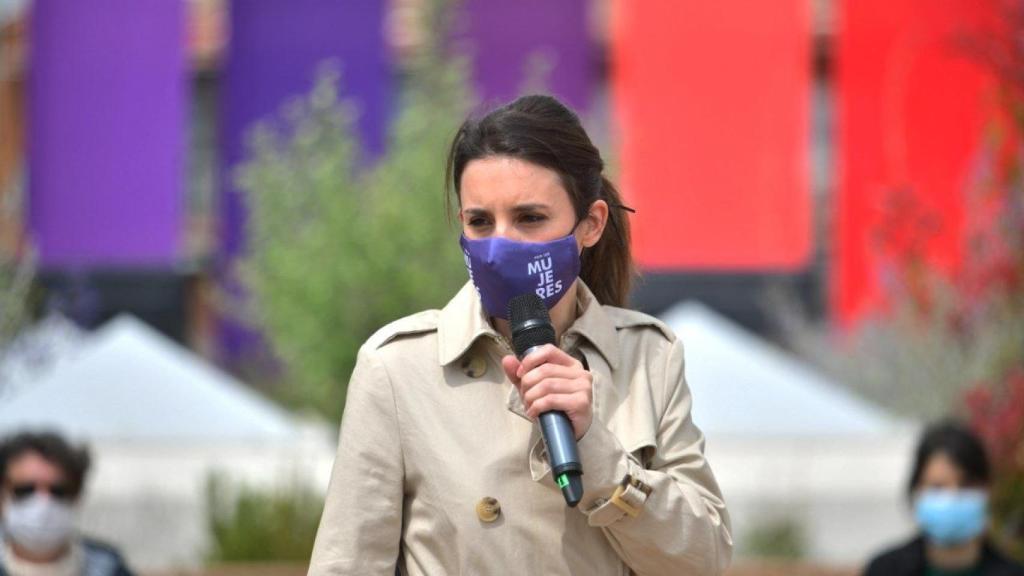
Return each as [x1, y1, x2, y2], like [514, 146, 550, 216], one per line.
[366, 309, 440, 350]
[604, 306, 677, 342]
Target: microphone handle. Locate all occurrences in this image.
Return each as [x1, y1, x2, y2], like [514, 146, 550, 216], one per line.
[522, 345, 584, 507]
[539, 412, 584, 507]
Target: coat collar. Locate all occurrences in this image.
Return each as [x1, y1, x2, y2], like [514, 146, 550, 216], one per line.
[437, 282, 501, 366]
[437, 280, 621, 369]
[563, 281, 621, 369]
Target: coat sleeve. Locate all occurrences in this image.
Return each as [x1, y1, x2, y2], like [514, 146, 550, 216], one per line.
[576, 337, 733, 575]
[308, 346, 404, 576]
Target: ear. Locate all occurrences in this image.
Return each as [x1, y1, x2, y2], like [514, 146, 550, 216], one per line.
[578, 200, 609, 249]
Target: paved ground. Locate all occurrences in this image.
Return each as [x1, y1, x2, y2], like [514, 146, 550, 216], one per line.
[728, 561, 858, 576]
[149, 561, 859, 576]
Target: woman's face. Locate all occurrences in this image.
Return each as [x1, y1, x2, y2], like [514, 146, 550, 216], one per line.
[459, 156, 605, 248]
[917, 452, 968, 492]
[912, 451, 990, 547]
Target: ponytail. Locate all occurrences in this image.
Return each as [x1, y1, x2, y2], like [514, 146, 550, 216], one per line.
[580, 177, 635, 307]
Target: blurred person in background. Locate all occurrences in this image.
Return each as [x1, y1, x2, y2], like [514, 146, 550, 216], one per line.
[0, 432, 133, 576]
[308, 94, 732, 575]
[864, 420, 1024, 576]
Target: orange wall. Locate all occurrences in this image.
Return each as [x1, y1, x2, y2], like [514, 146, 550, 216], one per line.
[611, 0, 812, 271]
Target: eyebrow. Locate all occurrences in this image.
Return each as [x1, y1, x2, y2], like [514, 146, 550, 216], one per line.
[461, 203, 551, 216]
[511, 203, 550, 213]
[461, 208, 489, 219]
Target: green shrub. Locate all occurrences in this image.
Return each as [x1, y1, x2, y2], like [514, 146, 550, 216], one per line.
[0, 250, 34, 393]
[237, 0, 473, 421]
[744, 517, 807, 560]
[205, 475, 323, 563]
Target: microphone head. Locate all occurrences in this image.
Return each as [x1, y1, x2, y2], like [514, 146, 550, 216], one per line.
[508, 293, 557, 357]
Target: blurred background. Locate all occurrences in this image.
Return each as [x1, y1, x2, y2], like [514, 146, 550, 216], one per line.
[0, 0, 1022, 574]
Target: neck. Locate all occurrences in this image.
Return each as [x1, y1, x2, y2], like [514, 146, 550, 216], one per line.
[926, 537, 983, 571]
[493, 281, 580, 344]
[9, 540, 70, 564]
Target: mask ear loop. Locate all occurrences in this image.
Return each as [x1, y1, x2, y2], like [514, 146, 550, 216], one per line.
[575, 201, 636, 258]
[589, 201, 636, 250]
[571, 218, 586, 260]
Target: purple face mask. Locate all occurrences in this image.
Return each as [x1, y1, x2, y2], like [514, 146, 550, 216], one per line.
[460, 233, 581, 319]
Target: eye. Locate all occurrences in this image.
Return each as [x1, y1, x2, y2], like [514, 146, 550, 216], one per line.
[466, 216, 491, 228]
[519, 213, 547, 225]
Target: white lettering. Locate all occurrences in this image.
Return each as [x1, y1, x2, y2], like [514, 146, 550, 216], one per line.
[536, 269, 554, 287]
[529, 256, 562, 301]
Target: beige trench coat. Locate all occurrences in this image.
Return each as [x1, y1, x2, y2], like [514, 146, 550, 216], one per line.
[308, 282, 732, 575]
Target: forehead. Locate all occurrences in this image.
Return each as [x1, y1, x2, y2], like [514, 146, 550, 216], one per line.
[459, 156, 569, 208]
[920, 451, 964, 485]
[5, 451, 66, 485]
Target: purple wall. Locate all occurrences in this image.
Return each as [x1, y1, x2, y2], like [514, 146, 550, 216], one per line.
[220, 0, 391, 262]
[219, 0, 391, 360]
[459, 0, 595, 113]
[28, 0, 186, 268]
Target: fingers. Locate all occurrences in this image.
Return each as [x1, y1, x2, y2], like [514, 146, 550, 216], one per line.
[521, 377, 591, 413]
[518, 363, 587, 394]
[525, 390, 592, 421]
[501, 355, 521, 386]
[515, 344, 582, 378]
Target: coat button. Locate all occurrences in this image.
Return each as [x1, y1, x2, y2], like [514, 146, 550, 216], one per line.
[476, 497, 501, 523]
[461, 355, 487, 378]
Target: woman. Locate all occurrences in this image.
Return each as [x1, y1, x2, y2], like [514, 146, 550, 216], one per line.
[308, 95, 732, 575]
[864, 420, 1024, 576]
[0, 431, 134, 576]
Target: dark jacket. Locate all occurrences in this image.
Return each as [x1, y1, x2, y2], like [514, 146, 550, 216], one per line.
[865, 536, 1024, 576]
[0, 538, 134, 576]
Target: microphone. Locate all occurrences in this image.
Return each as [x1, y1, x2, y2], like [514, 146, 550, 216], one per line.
[508, 293, 584, 508]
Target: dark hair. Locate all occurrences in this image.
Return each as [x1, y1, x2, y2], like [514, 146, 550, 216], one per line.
[445, 94, 635, 307]
[0, 431, 91, 500]
[907, 419, 991, 497]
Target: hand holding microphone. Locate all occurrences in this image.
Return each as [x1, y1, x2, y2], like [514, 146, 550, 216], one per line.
[502, 294, 590, 507]
[503, 346, 593, 439]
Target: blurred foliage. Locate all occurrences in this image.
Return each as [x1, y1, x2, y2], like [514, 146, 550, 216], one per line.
[237, 0, 472, 420]
[771, 278, 1019, 421]
[206, 475, 322, 563]
[743, 517, 806, 561]
[960, 8, 1024, 550]
[775, 0, 1024, 556]
[966, 368, 1024, 558]
[0, 250, 33, 355]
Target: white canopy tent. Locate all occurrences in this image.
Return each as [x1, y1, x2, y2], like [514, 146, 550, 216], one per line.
[660, 302, 920, 566]
[0, 315, 336, 570]
[0, 313, 86, 402]
[0, 315, 301, 441]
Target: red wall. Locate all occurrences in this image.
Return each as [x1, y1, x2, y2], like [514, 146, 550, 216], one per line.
[834, 0, 998, 325]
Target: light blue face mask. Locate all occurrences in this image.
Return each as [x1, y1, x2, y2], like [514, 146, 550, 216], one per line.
[914, 489, 988, 547]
